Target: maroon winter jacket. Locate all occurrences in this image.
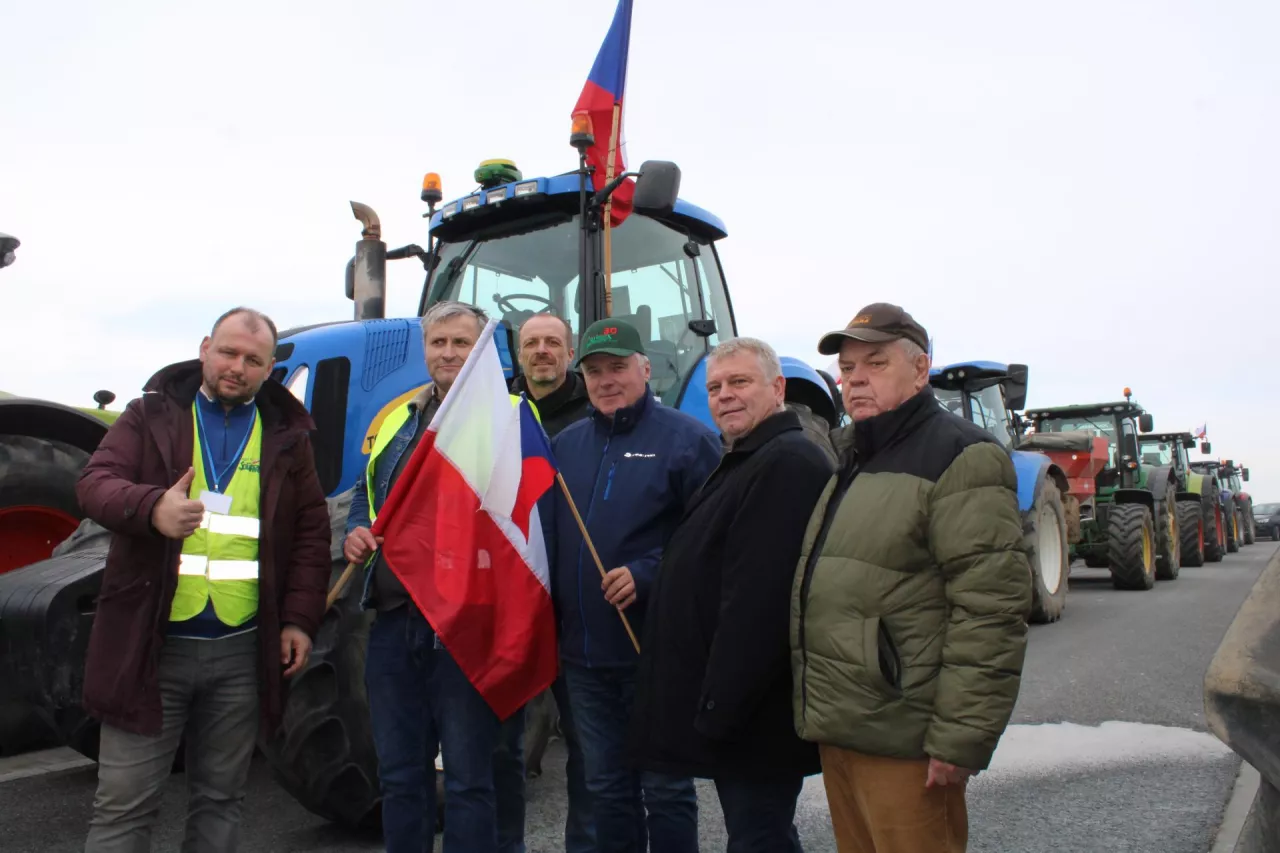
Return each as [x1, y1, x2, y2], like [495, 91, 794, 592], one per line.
[76, 359, 331, 737]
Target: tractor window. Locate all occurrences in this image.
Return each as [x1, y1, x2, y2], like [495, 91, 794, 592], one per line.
[1036, 415, 1119, 467]
[426, 211, 732, 405]
[1138, 439, 1173, 468]
[933, 387, 966, 418]
[967, 384, 1013, 449]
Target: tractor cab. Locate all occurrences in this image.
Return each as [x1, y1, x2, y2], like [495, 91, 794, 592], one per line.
[1138, 432, 1207, 487]
[928, 360, 1028, 449]
[1026, 390, 1155, 494]
[418, 159, 733, 407]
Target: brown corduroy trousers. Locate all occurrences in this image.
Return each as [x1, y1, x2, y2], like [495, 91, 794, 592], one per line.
[819, 745, 969, 853]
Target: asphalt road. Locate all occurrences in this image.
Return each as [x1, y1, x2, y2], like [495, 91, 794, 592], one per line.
[1, 544, 1271, 853]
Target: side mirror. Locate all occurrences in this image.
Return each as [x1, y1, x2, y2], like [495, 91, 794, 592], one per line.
[1201, 441, 1211, 455]
[1138, 413, 1154, 433]
[1182, 437, 1195, 450]
[0, 232, 19, 269]
[631, 160, 682, 216]
[1243, 468, 1250, 482]
[93, 389, 116, 410]
[1004, 363, 1029, 411]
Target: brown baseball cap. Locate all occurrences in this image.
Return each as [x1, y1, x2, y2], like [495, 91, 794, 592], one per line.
[817, 302, 930, 355]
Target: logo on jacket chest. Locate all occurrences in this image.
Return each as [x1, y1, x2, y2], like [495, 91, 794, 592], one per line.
[623, 451, 657, 459]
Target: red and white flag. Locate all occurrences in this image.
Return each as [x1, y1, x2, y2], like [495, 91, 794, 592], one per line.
[371, 320, 559, 720]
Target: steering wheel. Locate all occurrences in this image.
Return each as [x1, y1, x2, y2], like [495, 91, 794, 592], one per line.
[494, 293, 554, 314]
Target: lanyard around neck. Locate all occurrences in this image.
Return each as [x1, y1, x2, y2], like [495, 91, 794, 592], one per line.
[196, 402, 255, 494]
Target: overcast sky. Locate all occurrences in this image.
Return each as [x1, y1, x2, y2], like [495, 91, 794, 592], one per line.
[3, 0, 1277, 491]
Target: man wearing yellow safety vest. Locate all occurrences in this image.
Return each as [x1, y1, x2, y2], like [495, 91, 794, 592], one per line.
[77, 307, 332, 852]
[344, 300, 533, 853]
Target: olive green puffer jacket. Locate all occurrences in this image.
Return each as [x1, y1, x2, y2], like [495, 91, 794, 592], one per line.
[790, 387, 1032, 771]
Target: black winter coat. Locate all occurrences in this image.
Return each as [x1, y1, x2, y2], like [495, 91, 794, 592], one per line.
[627, 409, 834, 779]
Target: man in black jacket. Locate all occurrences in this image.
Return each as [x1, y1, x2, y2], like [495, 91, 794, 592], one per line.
[497, 312, 594, 853]
[629, 337, 834, 852]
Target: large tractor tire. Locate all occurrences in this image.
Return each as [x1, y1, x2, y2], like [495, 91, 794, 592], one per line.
[1154, 492, 1180, 581]
[1203, 495, 1226, 564]
[1025, 484, 1068, 623]
[1107, 503, 1157, 591]
[1178, 502, 1206, 568]
[258, 489, 388, 832]
[0, 435, 91, 575]
[1226, 506, 1241, 554]
[1242, 504, 1256, 545]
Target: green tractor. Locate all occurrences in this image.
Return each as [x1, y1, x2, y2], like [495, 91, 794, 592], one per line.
[1189, 458, 1255, 551]
[1024, 390, 1182, 591]
[1137, 431, 1224, 567]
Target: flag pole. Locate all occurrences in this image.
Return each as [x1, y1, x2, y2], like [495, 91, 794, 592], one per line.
[602, 100, 622, 317]
[556, 472, 641, 653]
[326, 558, 364, 610]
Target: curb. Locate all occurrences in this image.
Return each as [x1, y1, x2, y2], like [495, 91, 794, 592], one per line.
[1212, 759, 1261, 853]
[0, 747, 96, 784]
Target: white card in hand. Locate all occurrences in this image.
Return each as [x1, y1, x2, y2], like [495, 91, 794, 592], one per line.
[200, 490, 233, 515]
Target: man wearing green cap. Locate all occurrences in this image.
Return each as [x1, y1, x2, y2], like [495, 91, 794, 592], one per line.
[791, 302, 1031, 852]
[543, 318, 722, 853]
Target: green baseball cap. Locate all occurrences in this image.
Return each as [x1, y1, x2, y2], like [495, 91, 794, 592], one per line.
[576, 319, 646, 365]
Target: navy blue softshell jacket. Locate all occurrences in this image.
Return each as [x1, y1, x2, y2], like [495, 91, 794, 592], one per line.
[544, 388, 722, 669]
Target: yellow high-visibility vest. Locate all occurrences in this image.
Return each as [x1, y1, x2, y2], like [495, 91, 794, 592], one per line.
[364, 389, 540, 523]
[170, 403, 263, 626]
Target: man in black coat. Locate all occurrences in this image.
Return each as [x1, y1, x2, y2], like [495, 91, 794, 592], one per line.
[628, 336, 835, 852]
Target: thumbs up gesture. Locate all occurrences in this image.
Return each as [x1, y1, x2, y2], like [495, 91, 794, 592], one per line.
[151, 467, 206, 539]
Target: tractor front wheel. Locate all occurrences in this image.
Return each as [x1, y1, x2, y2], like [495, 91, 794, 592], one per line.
[1226, 507, 1241, 554]
[1108, 503, 1157, 591]
[0, 434, 90, 575]
[1178, 503, 1205, 568]
[1025, 485, 1068, 624]
[1243, 508, 1256, 545]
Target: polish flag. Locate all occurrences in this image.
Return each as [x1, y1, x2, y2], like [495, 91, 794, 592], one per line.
[371, 320, 559, 720]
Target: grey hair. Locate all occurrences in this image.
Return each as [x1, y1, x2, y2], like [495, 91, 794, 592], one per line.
[895, 338, 926, 360]
[708, 336, 783, 382]
[422, 300, 489, 337]
[211, 306, 278, 352]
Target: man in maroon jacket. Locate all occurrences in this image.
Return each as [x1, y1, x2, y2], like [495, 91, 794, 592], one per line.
[77, 307, 331, 852]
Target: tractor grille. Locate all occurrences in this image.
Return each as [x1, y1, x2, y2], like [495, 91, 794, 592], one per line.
[361, 321, 411, 392]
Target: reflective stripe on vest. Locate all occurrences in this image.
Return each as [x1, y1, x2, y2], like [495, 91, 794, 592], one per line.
[363, 390, 542, 524]
[170, 402, 264, 627]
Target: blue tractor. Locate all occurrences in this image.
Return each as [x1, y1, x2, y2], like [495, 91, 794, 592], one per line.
[243, 155, 843, 827]
[929, 361, 1071, 624]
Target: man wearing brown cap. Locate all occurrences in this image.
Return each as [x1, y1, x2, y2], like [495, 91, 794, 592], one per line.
[790, 303, 1032, 852]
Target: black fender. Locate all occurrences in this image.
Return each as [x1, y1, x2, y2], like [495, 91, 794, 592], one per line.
[0, 398, 110, 455]
[1112, 488, 1155, 511]
[1175, 491, 1201, 504]
[1146, 466, 1176, 503]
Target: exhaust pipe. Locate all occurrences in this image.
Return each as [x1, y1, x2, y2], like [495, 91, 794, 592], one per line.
[346, 202, 387, 320]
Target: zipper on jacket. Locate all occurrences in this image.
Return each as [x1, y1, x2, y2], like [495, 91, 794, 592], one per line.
[576, 432, 613, 667]
[797, 458, 861, 722]
[602, 462, 617, 501]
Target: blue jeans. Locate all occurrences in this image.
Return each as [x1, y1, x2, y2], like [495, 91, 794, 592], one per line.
[562, 661, 698, 853]
[493, 675, 596, 853]
[715, 774, 805, 853]
[366, 606, 508, 853]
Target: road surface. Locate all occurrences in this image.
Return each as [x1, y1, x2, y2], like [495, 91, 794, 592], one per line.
[2, 543, 1271, 852]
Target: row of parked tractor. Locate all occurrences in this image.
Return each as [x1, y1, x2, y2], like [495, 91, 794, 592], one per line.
[928, 361, 1259, 624]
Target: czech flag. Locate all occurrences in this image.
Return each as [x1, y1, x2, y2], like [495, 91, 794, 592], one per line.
[370, 320, 559, 720]
[1194, 423, 1207, 439]
[573, 0, 635, 227]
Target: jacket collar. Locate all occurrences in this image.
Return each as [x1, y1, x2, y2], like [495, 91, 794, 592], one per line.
[144, 359, 315, 434]
[512, 371, 587, 415]
[409, 383, 440, 411]
[842, 386, 939, 460]
[725, 408, 800, 454]
[588, 384, 654, 435]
